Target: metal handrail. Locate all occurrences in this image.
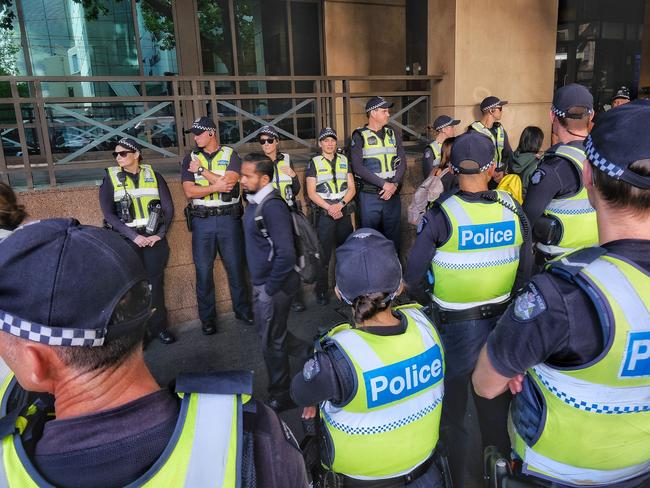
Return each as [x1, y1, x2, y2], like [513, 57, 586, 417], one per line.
[0, 74, 442, 188]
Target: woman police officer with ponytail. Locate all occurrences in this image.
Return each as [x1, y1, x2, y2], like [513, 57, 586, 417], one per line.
[290, 228, 447, 487]
[99, 137, 176, 346]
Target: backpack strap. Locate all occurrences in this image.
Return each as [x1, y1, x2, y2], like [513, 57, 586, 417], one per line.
[254, 190, 287, 262]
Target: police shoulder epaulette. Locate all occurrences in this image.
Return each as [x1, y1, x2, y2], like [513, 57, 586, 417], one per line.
[175, 371, 253, 396]
[546, 246, 608, 281]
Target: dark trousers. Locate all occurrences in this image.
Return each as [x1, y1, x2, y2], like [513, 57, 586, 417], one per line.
[358, 191, 401, 254]
[127, 237, 170, 336]
[191, 213, 251, 323]
[437, 317, 511, 487]
[252, 277, 298, 398]
[315, 212, 354, 295]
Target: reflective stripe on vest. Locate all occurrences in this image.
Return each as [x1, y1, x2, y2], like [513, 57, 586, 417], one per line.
[313, 154, 349, 201]
[427, 141, 442, 166]
[321, 306, 444, 480]
[431, 191, 523, 310]
[540, 144, 597, 255]
[107, 164, 159, 228]
[191, 147, 241, 207]
[512, 255, 650, 486]
[470, 122, 505, 163]
[273, 153, 294, 202]
[359, 128, 397, 180]
[0, 375, 242, 487]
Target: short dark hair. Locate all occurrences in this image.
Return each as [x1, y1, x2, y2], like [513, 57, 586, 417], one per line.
[516, 126, 544, 154]
[242, 152, 274, 180]
[592, 159, 650, 214]
[0, 183, 27, 230]
[52, 282, 150, 373]
[557, 107, 590, 131]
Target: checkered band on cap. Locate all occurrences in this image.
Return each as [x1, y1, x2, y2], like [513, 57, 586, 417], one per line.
[117, 138, 141, 152]
[451, 159, 493, 173]
[434, 120, 453, 131]
[0, 310, 105, 347]
[259, 126, 279, 138]
[584, 135, 625, 179]
[481, 101, 502, 112]
[551, 105, 593, 119]
[366, 98, 388, 112]
[191, 123, 214, 132]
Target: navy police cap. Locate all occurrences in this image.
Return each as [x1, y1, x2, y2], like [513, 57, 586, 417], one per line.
[552, 84, 593, 118]
[0, 219, 151, 347]
[259, 125, 280, 139]
[318, 127, 337, 141]
[116, 137, 142, 152]
[480, 96, 508, 112]
[450, 131, 494, 174]
[612, 86, 631, 101]
[433, 115, 460, 131]
[585, 100, 650, 190]
[335, 228, 402, 304]
[365, 96, 394, 112]
[184, 116, 217, 135]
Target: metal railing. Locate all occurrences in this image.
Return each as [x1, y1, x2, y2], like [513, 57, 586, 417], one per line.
[0, 74, 442, 189]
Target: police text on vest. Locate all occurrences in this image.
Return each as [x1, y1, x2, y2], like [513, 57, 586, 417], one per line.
[621, 331, 650, 378]
[458, 221, 516, 250]
[364, 345, 443, 408]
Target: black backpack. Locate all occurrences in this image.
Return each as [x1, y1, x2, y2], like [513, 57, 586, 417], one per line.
[254, 191, 323, 284]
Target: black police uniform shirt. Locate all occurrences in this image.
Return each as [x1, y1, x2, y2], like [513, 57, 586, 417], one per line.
[468, 122, 514, 167]
[99, 169, 174, 241]
[290, 313, 410, 407]
[305, 154, 352, 201]
[180, 147, 242, 185]
[522, 139, 585, 231]
[486, 239, 650, 488]
[349, 126, 408, 189]
[32, 389, 308, 488]
[404, 190, 532, 304]
[273, 153, 302, 198]
[243, 185, 298, 295]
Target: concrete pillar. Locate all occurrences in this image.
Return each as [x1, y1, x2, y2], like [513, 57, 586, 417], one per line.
[428, 0, 559, 147]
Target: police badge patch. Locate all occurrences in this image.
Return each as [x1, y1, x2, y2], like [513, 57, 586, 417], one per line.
[417, 216, 428, 235]
[302, 358, 320, 381]
[512, 283, 547, 321]
[530, 169, 546, 185]
[424, 149, 433, 159]
[368, 136, 378, 145]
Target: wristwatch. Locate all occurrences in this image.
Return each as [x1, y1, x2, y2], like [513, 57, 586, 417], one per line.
[197, 166, 204, 175]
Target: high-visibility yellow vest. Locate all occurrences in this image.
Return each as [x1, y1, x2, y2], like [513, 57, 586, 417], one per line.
[107, 164, 159, 228]
[470, 121, 505, 163]
[427, 140, 442, 168]
[536, 144, 598, 256]
[273, 153, 294, 202]
[192, 146, 241, 207]
[0, 373, 246, 487]
[431, 191, 523, 310]
[511, 251, 650, 486]
[312, 153, 349, 201]
[320, 305, 444, 479]
[358, 127, 398, 180]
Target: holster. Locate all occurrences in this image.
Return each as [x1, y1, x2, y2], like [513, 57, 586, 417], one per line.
[533, 215, 561, 245]
[183, 204, 193, 231]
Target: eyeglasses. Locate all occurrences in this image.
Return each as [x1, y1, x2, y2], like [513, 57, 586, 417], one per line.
[113, 150, 135, 158]
[259, 138, 276, 145]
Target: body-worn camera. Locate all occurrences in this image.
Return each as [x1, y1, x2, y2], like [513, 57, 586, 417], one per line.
[145, 200, 162, 235]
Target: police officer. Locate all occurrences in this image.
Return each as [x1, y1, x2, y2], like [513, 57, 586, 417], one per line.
[350, 96, 407, 254]
[181, 117, 252, 335]
[258, 125, 306, 312]
[611, 86, 631, 108]
[523, 84, 598, 264]
[99, 137, 175, 345]
[469, 96, 514, 170]
[404, 131, 532, 487]
[472, 101, 650, 488]
[305, 127, 356, 305]
[291, 228, 446, 487]
[0, 219, 309, 487]
[241, 153, 302, 412]
[423, 115, 460, 180]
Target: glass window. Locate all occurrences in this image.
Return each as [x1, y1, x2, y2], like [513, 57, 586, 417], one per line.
[291, 1, 320, 76]
[602, 22, 624, 40]
[235, 0, 289, 76]
[0, 1, 27, 76]
[557, 23, 575, 42]
[198, 0, 234, 75]
[136, 0, 178, 76]
[21, 0, 138, 79]
[578, 22, 599, 39]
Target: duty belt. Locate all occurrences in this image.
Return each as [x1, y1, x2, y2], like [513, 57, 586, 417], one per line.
[331, 455, 434, 488]
[429, 301, 511, 324]
[191, 203, 239, 217]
